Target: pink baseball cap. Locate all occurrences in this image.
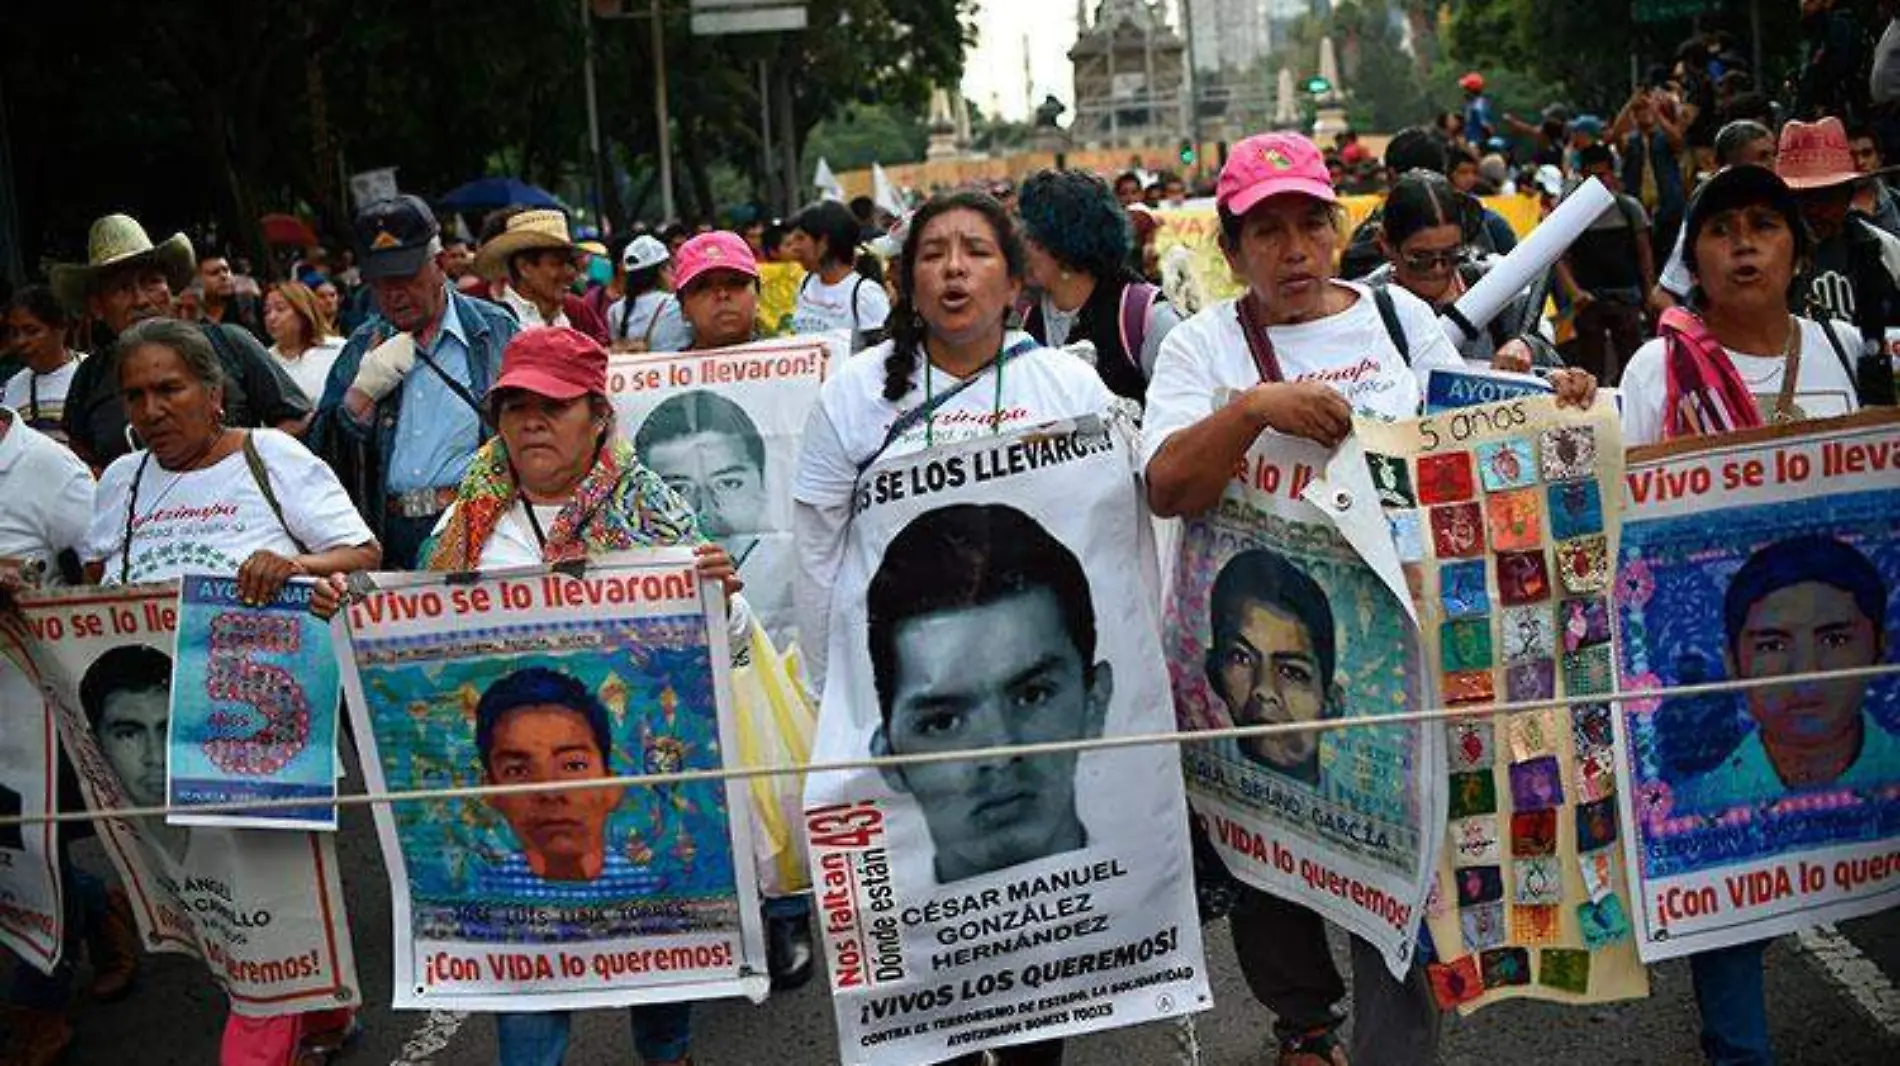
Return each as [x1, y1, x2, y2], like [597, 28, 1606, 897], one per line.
[673, 231, 760, 291]
[1216, 132, 1337, 218]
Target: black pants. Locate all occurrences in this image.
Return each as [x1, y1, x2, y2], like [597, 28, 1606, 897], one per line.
[1227, 886, 1441, 1064]
[380, 510, 443, 571]
[1567, 298, 1647, 386]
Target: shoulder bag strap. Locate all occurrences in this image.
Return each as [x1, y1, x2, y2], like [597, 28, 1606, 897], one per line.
[854, 337, 1038, 476]
[241, 434, 312, 555]
[411, 343, 492, 430]
[1235, 294, 1287, 383]
[851, 276, 866, 337]
[1372, 285, 1411, 366]
[119, 451, 154, 584]
[1818, 318, 1856, 380]
[1119, 283, 1159, 374]
[641, 297, 667, 346]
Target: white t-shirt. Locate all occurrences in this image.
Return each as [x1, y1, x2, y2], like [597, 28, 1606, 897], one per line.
[794, 333, 1115, 508]
[606, 291, 691, 351]
[84, 429, 374, 584]
[1142, 282, 1465, 472]
[269, 337, 345, 406]
[1620, 318, 1862, 447]
[2, 357, 83, 440]
[793, 335, 1116, 687]
[0, 410, 93, 589]
[792, 272, 890, 338]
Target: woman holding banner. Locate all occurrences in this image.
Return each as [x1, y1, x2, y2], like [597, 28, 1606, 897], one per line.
[793, 190, 1121, 1066]
[78, 317, 379, 1066]
[1142, 132, 1596, 1066]
[1620, 164, 1863, 1065]
[315, 325, 743, 1066]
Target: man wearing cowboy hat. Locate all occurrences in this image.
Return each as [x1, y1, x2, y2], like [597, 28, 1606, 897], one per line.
[473, 208, 610, 344]
[51, 214, 310, 469]
[312, 194, 520, 570]
[1775, 116, 1900, 349]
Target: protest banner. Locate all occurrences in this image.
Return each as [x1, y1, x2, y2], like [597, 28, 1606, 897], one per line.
[805, 417, 1208, 1065]
[167, 576, 341, 831]
[0, 616, 62, 974]
[16, 583, 358, 1016]
[1614, 410, 1900, 960]
[608, 337, 835, 652]
[1166, 425, 1440, 978]
[1356, 394, 1649, 1010]
[336, 551, 767, 1012]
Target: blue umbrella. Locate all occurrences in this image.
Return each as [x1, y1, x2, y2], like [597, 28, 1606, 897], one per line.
[436, 177, 564, 213]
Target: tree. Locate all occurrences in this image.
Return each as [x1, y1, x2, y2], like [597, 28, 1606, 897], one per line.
[805, 104, 930, 172]
[2, 0, 968, 274]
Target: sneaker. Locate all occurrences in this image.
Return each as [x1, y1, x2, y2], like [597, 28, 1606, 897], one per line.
[766, 910, 813, 991]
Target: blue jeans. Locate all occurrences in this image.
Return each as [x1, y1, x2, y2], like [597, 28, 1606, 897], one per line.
[495, 1004, 692, 1065]
[9, 854, 105, 1010]
[1689, 940, 1773, 1065]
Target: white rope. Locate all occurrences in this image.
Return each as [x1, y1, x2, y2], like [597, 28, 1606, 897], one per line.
[3, 662, 1897, 828]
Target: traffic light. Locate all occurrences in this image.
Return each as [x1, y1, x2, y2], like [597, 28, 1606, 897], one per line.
[1179, 139, 1197, 166]
[1303, 76, 1332, 95]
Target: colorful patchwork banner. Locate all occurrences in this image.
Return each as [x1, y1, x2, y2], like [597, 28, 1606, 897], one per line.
[1614, 411, 1900, 960]
[1357, 394, 1650, 1010]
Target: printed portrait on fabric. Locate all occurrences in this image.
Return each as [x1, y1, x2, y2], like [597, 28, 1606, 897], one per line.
[863, 503, 1112, 884]
[360, 623, 736, 943]
[1619, 494, 1900, 879]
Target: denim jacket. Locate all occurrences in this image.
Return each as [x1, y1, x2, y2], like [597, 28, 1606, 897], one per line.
[310, 289, 517, 541]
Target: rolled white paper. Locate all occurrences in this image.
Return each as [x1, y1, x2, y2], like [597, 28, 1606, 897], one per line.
[1440, 176, 1616, 345]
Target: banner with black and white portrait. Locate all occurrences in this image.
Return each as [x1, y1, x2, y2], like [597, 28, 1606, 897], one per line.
[803, 417, 1209, 1066]
[0, 615, 62, 974]
[608, 337, 839, 653]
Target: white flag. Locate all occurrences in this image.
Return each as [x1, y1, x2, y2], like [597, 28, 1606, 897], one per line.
[871, 162, 905, 218]
[813, 157, 844, 203]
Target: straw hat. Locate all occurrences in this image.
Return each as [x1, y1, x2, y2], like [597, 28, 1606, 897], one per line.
[1773, 116, 1895, 191]
[48, 214, 195, 312]
[473, 209, 575, 280]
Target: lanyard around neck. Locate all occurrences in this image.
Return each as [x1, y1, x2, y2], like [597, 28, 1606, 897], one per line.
[921, 346, 1007, 448]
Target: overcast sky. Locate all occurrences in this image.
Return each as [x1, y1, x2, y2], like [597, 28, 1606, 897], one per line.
[960, 3, 1084, 122]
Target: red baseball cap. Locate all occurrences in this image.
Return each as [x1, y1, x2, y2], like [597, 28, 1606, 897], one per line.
[1216, 132, 1337, 218]
[492, 326, 608, 403]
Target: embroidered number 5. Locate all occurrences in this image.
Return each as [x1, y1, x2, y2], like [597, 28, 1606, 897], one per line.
[201, 613, 311, 777]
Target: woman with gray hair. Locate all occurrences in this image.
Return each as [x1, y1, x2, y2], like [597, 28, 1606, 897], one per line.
[81, 318, 380, 591]
[76, 315, 380, 1063]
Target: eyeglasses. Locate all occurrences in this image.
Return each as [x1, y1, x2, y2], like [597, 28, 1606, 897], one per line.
[1400, 248, 1465, 272]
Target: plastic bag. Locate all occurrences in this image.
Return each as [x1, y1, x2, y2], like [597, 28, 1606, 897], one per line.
[728, 618, 816, 898]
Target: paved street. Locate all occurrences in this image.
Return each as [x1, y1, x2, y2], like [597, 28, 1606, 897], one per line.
[14, 776, 1900, 1065]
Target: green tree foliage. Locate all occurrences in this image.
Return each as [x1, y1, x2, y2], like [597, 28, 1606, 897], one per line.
[804, 104, 930, 173]
[1, 0, 966, 277]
